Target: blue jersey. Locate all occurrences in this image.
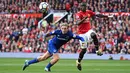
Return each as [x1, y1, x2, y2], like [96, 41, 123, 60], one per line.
[49, 30, 84, 49]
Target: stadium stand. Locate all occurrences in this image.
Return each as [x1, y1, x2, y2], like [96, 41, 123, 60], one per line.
[0, 0, 130, 54]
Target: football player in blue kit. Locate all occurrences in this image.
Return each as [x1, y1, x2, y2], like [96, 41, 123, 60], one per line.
[22, 23, 85, 72]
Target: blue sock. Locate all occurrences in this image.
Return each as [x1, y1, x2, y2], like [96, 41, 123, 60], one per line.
[28, 58, 39, 65]
[46, 62, 53, 69]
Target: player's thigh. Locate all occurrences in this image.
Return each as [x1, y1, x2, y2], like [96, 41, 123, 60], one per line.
[48, 41, 58, 55]
[85, 29, 96, 42]
[79, 34, 88, 49]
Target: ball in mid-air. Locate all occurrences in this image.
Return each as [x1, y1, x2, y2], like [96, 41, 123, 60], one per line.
[39, 2, 49, 13]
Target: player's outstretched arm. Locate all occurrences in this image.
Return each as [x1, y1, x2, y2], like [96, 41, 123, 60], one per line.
[72, 34, 85, 42]
[95, 12, 108, 18]
[44, 31, 55, 41]
[44, 30, 57, 40]
[44, 30, 57, 37]
[43, 32, 51, 41]
[44, 32, 52, 37]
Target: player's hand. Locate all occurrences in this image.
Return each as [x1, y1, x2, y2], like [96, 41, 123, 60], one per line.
[96, 50, 103, 56]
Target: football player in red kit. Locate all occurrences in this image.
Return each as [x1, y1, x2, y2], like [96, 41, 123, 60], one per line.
[75, 3, 108, 71]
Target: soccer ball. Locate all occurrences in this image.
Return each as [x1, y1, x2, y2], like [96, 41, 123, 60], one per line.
[39, 2, 49, 12]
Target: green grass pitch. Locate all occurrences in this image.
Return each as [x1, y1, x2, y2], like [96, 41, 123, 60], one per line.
[0, 58, 130, 73]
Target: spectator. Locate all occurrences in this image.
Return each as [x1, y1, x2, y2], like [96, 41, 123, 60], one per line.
[22, 25, 28, 35]
[120, 44, 127, 54]
[23, 43, 32, 53]
[0, 0, 130, 54]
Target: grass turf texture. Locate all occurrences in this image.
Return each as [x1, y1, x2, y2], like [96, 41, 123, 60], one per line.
[0, 58, 130, 73]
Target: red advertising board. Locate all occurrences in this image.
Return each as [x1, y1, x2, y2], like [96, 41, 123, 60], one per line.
[0, 13, 42, 18]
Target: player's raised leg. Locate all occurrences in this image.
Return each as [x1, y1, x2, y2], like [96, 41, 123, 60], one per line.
[90, 32, 99, 50]
[91, 32, 103, 56]
[22, 51, 51, 71]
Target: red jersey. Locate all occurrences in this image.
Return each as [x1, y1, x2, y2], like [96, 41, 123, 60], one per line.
[75, 10, 95, 34]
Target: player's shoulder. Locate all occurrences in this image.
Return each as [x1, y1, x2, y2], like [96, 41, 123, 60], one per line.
[68, 30, 73, 33]
[75, 11, 82, 18]
[67, 30, 73, 35]
[55, 29, 61, 33]
[77, 11, 82, 13]
[77, 11, 82, 14]
[86, 10, 93, 13]
[51, 29, 60, 34]
[67, 30, 77, 38]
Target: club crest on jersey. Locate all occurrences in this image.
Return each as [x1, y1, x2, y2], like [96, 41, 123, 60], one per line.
[53, 49, 57, 53]
[73, 34, 76, 38]
[87, 14, 90, 17]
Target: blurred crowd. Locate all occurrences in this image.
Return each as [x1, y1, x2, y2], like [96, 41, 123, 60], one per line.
[89, 15, 130, 54]
[0, 0, 130, 14]
[0, 0, 130, 54]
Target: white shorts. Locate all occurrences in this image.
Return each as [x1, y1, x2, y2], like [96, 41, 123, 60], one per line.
[79, 29, 96, 49]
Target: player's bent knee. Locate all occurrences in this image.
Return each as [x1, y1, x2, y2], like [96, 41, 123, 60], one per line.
[91, 32, 96, 39]
[55, 56, 60, 60]
[37, 56, 48, 61]
[80, 42, 87, 49]
[55, 57, 59, 61]
[51, 57, 59, 64]
[53, 55, 60, 61]
[81, 49, 86, 54]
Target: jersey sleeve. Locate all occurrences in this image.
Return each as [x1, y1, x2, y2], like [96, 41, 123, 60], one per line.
[70, 32, 85, 42]
[49, 30, 58, 35]
[74, 35, 85, 42]
[87, 10, 95, 17]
